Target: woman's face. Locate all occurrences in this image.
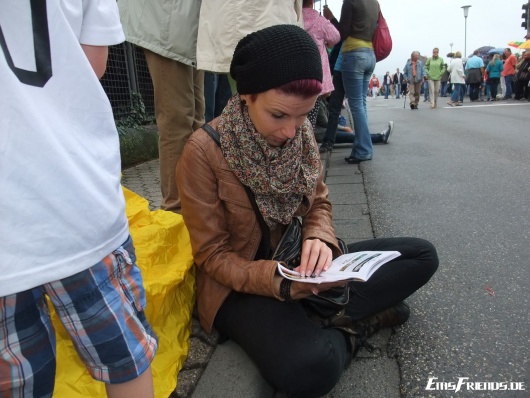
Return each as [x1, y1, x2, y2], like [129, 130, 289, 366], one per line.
[240, 90, 317, 147]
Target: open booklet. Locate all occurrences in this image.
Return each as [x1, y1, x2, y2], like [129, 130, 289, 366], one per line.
[277, 251, 401, 284]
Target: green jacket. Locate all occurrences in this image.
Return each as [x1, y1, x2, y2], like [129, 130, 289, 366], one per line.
[425, 56, 446, 81]
[118, 0, 201, 66]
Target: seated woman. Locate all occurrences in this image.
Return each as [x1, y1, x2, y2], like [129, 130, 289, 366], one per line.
[176, 25, 438, 397]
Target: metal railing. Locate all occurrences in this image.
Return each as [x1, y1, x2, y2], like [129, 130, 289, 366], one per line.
[100, 43, 155, 122]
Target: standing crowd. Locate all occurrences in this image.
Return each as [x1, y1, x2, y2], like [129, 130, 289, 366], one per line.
[369, 46, 530, 108]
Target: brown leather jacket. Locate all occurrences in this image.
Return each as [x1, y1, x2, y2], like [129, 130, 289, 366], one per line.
[176, 119, 341, 333]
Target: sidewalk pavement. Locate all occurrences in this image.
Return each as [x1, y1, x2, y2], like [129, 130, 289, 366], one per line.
[121, 116, 401, 398]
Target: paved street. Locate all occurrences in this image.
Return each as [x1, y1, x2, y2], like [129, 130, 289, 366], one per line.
[363, 96, 530, 397]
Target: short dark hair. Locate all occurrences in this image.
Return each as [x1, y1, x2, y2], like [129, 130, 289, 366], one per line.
[276, 79, 322, 99]
[247, 79, 322, 102]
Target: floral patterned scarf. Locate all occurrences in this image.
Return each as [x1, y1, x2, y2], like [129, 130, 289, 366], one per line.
[218, 94, 320, 230]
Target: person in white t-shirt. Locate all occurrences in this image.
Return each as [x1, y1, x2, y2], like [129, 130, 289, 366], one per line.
[0, 1, 157, 396]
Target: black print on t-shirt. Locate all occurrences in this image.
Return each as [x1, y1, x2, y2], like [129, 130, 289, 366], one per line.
[0, 0, 52, 87]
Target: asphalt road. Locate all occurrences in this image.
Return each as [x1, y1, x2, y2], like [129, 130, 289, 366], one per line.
[362, 96, 530, 397]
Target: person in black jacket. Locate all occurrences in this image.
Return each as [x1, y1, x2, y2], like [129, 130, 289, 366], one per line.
[514, 51, 530, 101]
[392, 68, 404, 99]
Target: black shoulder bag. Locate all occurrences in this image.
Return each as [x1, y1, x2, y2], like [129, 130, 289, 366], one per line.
[202, 123, 350, 318]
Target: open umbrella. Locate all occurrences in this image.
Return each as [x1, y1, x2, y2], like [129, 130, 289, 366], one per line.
[471, 46, 494, 58]
[508, 41, 523, 48]
[475, 46, 494, 54]
[518, 40, 530, 49]
[487, 48, 505, 55]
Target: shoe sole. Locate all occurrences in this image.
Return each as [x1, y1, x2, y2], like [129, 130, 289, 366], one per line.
[344, 157, 369, 164]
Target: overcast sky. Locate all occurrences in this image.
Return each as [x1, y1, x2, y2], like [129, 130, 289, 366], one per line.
[317, 0, 528, 77]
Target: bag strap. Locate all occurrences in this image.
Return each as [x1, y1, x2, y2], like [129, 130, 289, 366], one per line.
[201, 123, 271, 259]
[202, 122, 221, 146]
[200, 123, 347, 260]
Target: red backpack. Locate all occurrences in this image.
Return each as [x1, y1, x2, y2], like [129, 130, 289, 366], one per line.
[372, 5, 392, 62]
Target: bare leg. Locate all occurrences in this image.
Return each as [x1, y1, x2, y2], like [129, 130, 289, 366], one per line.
[106, 367, 154, 398]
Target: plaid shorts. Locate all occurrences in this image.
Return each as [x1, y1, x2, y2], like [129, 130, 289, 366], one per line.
[0, 236, 158, 397]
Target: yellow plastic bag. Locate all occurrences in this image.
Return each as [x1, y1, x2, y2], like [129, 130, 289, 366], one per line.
[51, 187, 195, 397]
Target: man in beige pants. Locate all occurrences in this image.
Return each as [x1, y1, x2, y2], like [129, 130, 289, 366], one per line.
[119, 0, 204, 212]
[403, 51, 427, 110]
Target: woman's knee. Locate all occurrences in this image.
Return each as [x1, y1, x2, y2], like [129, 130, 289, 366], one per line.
[405, 237, 439, 280]
[268, 331, 347, 397]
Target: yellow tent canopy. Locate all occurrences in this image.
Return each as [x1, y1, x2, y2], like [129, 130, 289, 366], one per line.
[518, 39, 530, 49]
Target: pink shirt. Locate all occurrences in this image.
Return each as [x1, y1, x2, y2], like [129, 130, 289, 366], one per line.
[302, 8, 340, 95]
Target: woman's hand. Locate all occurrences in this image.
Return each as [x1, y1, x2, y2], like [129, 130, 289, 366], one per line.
[322, 5, 334, 20]
[294, 279, 348, 300]
[274, 275, 347, 301]
[295, 238, 333, 278]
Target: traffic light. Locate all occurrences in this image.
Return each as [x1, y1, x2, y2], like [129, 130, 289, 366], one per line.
[523, 3, 529, 29]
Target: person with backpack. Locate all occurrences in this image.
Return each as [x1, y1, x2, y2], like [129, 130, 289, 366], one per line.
[323, 0, 382, 164]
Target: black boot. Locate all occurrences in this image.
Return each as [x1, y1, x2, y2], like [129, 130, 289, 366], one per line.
[321, 309, 372, 365]
[354, 302, 410, 338]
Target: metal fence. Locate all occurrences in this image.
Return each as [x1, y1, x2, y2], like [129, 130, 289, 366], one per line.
[100, 42, 155, 122]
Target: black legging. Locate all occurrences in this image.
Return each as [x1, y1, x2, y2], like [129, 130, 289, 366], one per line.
[469, 82, 481, 101]
[322, 71, 346, 146]
[514, 78, 530, 100]
[488, 77, 500, 100]
[214, 237, 439, 397]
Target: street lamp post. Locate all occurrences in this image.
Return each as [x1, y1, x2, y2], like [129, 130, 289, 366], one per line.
[450, 42, 454, 54]
[461, 5, 471, 57]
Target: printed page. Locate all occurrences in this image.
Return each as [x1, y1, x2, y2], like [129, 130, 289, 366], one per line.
[278, 251, 401, 284]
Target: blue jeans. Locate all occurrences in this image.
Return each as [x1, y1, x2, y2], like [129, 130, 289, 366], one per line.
[450, 83, 463, 102]
[484, 83, 490, 99]
[341, 49, 376, 160]
[384, 83, 390, 98]
[440, 81, 448, 96]
[204, 72, 232, 122]
[504, 74, 514, 98]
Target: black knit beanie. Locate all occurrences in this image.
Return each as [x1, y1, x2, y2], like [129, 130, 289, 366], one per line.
[230, 24, 323, 94]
